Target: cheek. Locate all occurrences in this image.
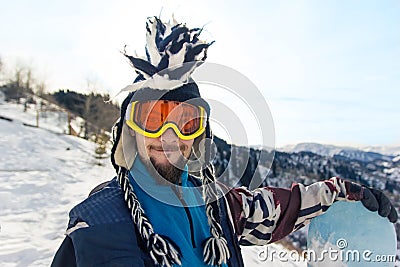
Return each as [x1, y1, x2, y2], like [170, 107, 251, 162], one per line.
[135, 135, 150, 157]
[182, 140, 194, 154]
[183, 140, 194, 147]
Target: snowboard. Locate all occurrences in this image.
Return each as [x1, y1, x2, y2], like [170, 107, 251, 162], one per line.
[307, 201, 397, 267]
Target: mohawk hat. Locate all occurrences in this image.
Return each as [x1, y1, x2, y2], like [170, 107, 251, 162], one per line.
[111, 16, 214, 171]
[110, 16, 231, 266]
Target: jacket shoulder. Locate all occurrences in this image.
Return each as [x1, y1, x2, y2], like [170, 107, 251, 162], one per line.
[67, 178, 131, 230]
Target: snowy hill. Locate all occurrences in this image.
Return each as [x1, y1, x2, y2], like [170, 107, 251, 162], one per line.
[281, 142, 346, 156]
[0, 109, 115, 266]
[0, 102, 305, 266]
[281, 142, 398, 162]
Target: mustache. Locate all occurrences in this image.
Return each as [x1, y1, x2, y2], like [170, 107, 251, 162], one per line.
[149, 144, 187, 151]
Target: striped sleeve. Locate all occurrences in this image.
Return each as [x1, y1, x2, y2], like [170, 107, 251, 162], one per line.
[226, 177, 363, 246]
[293, 177, 363, 230]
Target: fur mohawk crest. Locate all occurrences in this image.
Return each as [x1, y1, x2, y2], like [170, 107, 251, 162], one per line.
[120, 16, 214, 93]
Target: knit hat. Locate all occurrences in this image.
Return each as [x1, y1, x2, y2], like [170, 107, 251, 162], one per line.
[110, 16, 230, 266]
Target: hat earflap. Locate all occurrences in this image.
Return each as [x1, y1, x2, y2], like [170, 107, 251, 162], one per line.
[111, 92, 134, 172]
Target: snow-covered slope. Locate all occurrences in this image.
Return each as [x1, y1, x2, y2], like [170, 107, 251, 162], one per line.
[362, 145, 400, 157]
[281, 142, 399, 161]
[0, 113, 115, 266]
[0, 102, 305, 266]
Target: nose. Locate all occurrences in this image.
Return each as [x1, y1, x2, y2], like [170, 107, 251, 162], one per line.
[160, 128, 179, 143]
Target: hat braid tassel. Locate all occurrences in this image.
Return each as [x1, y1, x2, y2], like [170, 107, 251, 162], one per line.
[202, 167, 230, 266]
[118, 170, 182, 266]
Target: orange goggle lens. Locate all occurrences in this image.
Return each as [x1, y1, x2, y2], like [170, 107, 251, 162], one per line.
[126, 100, 206, 140]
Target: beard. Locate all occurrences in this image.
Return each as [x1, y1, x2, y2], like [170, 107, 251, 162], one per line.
[138, 145, 189, 185]
[149, 156, 185, 184]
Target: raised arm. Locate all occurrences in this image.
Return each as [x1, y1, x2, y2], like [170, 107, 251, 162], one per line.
[224, 177, 397, 246]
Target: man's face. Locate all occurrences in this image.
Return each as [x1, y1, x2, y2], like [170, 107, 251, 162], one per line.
[134, 128, 195, 183]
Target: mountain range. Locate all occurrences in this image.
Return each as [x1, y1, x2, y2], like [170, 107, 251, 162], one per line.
[281, 142, 400, 160]
[213, 137, 400, 255]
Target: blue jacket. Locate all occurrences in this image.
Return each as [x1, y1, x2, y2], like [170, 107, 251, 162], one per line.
[128, 159, 226, 266]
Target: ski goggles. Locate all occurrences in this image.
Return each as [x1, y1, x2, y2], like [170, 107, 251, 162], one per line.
[126, 100, 207, 140]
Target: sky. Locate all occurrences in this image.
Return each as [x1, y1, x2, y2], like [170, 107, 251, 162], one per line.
[1, 0, 399, 147]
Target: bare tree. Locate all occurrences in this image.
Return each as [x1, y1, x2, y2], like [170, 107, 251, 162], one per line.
[11, 63, 34, 92]
[0, 59, 45, 102]
[35, 81, 47, 97]
[25, 68, 33, 91]
[14, 66, 24, 88]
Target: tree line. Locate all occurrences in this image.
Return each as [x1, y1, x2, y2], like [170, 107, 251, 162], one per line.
[0, 56, 120, 134]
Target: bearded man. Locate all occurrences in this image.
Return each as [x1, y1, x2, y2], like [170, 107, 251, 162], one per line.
[52, 16, 397, 267]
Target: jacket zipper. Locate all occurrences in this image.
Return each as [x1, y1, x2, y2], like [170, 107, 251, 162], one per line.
[183, 205, 197, 248]
[172, 186, 197, 248]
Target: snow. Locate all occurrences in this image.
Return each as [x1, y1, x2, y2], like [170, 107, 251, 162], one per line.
[363, 146, 400, 157]
[280, 143, 345, 157]
[0, 109, 115, 266]
[0, 101, 305, 266]
[281, 142, 400, 157]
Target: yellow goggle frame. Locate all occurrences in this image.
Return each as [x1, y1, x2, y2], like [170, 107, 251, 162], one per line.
[125, 101, 206, 140]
